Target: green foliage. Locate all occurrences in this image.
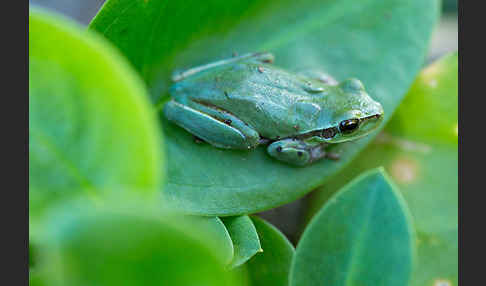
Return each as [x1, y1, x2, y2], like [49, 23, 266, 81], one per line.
[29, 0, 456, 285]
[90, 0, 440, 216]
[292, 169, 414, 286]
[307, 53, 458, 285]
[29, 8, 163, 229]
[32, 198, 242, 286]
[442, 0, 458, 13]
[221, 216, 262, 268]
[239, 216, 295, 286]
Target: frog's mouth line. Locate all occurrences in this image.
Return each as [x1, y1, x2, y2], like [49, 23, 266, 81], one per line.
[192, 97, 381, 145]
[266, 113, 382, 143]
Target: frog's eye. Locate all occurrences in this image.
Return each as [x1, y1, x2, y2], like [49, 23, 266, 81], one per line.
[339, 119, 360, 134]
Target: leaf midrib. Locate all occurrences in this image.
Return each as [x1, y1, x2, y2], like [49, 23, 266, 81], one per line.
[343, 182, 380, 286]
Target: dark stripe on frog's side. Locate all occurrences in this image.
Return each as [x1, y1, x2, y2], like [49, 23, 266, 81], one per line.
[279, 113, 382, 141]
[191, 99, 248, 126]
[191, 95, 335, 141]
[191, 99, 324, 143]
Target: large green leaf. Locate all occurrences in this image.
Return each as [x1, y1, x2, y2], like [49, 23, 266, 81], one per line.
[32, 197, 242, 286]
[291, 169, 414, 286]
[90, 0, 440, 215]
[238, 216, 295, 286]
[307, 53, 458, 285]
[29, 8, 163, 224]
[221, 216, 262, 268]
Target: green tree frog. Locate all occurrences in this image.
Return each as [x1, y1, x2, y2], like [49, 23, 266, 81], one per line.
[164, 52, 384, 166]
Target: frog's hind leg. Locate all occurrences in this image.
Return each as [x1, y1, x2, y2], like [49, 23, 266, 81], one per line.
[164, 100, 260, 150]
[297, 69, 338, 85]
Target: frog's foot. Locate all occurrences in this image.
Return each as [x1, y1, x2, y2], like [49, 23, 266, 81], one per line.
[267, 139, 330, 166]
[297, 69, 338, 86]
[164, 100, 260, 149]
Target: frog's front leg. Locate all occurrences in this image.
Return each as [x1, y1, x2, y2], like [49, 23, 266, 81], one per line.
[266, 138, 338, 166]
[297, 69, 338, 85]
[164, 100, 260, 149]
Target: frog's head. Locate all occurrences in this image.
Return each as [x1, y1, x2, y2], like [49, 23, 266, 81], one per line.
[314, 78, 384, 143]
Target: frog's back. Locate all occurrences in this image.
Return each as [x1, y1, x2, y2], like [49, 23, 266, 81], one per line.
[170, 58, 333, 138]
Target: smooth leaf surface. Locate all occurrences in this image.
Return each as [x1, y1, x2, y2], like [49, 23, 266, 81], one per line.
[91, 0, 439, 215]
[29, 8, 163, 225]
[33, 197, 242, 286]
[29, 270, 46, 286]
[237, 216, 295, 286]
[307, 52, 458, 286]
[221, 216, 262, 268]
[203, 216, 235, 266]
[291, 169, 414, 286]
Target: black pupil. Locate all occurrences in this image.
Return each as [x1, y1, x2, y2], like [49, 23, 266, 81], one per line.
[340, 119, 359, 133]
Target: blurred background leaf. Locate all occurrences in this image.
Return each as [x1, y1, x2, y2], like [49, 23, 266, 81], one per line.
[306, 52, 458, 285]
[29, 8, 163, 235]
[442, 0, 458, 13]
[32, 197, 243, 286]
[89, 0, 440, 216]
[292, 169, 414, 286]
[236, 216, 295, 286]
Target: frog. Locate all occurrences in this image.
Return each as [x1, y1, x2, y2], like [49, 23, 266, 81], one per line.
[164, 52, 384, 166]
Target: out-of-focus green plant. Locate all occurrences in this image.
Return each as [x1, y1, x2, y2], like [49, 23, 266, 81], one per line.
[238, 216, 295, 286]
[29, 8, 163, 233]
[29, 8, 237, 286]
[292, 169, 415, 286]
[32, 197, 241, 286]
[306, 52, 458, 285]
[442, 0, 458, 13]
[29, 0, 457, 284]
